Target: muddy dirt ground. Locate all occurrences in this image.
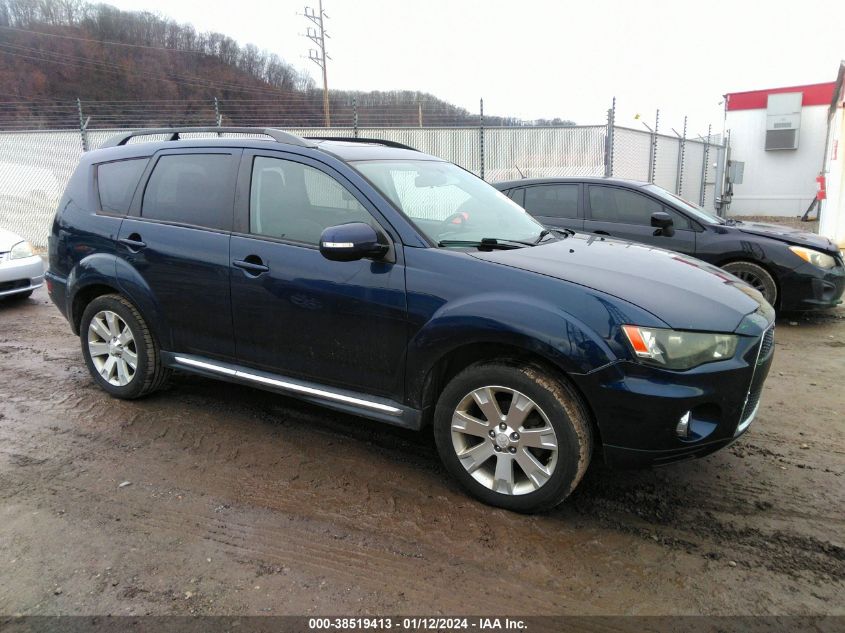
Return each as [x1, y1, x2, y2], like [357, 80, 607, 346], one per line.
[0, 287, 843, 617]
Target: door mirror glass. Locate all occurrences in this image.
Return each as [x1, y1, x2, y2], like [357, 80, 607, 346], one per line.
[319, 222, 388, 262]
[651, 211, 675, 237]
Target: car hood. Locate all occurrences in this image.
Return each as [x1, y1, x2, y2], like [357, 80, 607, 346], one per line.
[735, 221, 838, 253]
[470, 233, 771, 333]
[0, 227, 26, 252]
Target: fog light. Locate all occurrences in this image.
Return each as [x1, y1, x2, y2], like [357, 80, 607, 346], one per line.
[676, 411, 691, 438]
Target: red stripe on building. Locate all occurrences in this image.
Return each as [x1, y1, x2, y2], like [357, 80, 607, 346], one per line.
[725, 82, 836, 111]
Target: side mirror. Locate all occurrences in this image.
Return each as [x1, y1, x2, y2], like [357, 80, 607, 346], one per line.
[319, 222, 388, 262]
[651, 211, 675, 237]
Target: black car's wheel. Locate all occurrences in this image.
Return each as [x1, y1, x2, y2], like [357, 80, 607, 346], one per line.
[80, 294, 170, 399]
[433, 361, 592, 513]
[722, 261, 778, 307]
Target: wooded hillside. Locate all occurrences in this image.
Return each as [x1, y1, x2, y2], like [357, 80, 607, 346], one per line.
[0, 0, 574, 128]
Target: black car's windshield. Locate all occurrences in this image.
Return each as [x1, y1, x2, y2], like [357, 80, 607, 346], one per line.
[352, 160, 545, 246]
[643, 184, 726, 225]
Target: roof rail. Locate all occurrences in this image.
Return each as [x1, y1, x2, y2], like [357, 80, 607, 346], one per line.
[305, 136, 418, 152]
[100, 127, 315, 149]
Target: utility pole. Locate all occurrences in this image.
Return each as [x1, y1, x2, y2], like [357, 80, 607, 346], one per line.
[304, 1, 331, 127]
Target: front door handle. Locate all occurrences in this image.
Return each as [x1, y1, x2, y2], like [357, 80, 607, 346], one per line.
[592, 230, 611, 236]
[118, 234, 146, 250]
[233, 256, 269, 275]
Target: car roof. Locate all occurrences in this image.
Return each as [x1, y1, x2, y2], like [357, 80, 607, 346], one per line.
[493, 176, 651, 189]
[90, 128, 442, 164]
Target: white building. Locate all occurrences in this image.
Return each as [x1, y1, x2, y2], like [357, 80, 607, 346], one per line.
[819, 62, 845, 250]
[724, 82, 835, 217]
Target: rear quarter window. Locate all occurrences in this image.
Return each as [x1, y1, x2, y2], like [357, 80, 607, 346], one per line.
[96, 158, 148, 214]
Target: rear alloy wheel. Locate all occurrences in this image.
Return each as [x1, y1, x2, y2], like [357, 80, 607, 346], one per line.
[434, 362, 592, 513]
[722, 261, 778, 307]
[87, 310, 137, 387]
[80, 294, 170, 399]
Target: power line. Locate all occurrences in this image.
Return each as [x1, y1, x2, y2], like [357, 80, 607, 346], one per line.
[0, 25, 208, 53]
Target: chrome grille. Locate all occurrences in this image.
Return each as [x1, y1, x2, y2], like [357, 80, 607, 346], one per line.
[736, 325, 774, 435]
[757, 327, 775, 365]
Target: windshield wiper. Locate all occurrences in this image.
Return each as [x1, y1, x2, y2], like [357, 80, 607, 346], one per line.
[438, 238, 530, 250]
[549, 227, 575, 238]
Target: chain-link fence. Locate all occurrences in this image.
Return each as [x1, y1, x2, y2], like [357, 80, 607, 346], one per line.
[0, 107, 726, 246]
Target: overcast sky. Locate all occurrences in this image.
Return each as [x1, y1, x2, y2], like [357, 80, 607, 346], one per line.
[103, 0, 845, 136]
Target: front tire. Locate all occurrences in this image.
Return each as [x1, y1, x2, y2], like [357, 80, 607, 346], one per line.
[80, 294, 170, 399]
[433, 361, 592, 513]
[722, 261, 778, 307]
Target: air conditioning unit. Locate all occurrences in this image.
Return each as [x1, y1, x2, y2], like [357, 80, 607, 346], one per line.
[765, 92, 802, 150]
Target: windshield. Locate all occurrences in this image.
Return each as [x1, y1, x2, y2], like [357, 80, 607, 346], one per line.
[643, 184, 725, 225]
[352, 160, 545, 245]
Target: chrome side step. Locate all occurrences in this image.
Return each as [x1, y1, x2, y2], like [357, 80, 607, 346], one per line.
[162, 352, 419, 429]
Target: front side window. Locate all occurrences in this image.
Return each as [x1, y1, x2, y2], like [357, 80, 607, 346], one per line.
[353, 160, 543, 245]
[141, 154, 235, 230]
[524, 184, 579, 219]
[97, 158, 148, 214]
[249, 156, 372, 245]
[588, 185, 690, 229]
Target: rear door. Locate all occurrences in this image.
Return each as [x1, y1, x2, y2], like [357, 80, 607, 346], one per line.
[583, 184, 696, 255]
[228, 150, 407, 398]
[519, 183, 584, 232]
[117, 148, 239, 359]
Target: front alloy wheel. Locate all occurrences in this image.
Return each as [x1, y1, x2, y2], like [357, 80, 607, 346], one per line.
[451, 386, 558, 495]
[434, 362, 592, 513]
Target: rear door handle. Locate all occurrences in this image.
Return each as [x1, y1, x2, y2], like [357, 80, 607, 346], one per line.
[233, 257, 269, 275]
[592, 230, 611, 236]
[118, 234, 146, 250]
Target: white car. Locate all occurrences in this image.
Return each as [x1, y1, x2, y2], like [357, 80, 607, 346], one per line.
[0, 228, 44, 300]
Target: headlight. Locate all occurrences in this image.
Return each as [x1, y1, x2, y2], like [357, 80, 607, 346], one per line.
[622, 325, 738, 370]
[788, 245, 836, 269]
[9, 241, 34, 260]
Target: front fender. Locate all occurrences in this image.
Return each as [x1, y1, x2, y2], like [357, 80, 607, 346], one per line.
[405, 292, 618, 407]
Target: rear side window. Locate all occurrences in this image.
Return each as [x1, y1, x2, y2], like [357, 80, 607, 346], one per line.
[506, 188, 525, 206]
[97, 158, 147, 214]
[141, 154, 235, 230]
[524, 184, 579, 219]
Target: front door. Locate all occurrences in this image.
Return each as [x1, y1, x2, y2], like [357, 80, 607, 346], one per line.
[229, 152, 407, 399]
[583, 184, 697, 255]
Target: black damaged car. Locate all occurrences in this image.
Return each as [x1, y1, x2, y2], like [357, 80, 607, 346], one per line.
[494, 177, 845, 311]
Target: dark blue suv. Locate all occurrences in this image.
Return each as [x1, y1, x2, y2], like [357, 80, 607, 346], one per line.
[47, 127, 775, 512]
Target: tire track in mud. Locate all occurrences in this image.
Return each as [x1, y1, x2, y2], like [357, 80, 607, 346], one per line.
[0, 468, 581, 615]
[566, 465, 845, 582]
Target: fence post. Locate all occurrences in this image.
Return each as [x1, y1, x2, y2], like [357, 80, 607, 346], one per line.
[699, 123, 711, 207]
[214, 97, 222, 127]
[353, 96, 359, 138]
[76, 98, 89, 152]
[479, 98, 485, 181]
[675, 116, 687, 195]
[604, 97, 615, 177]
[648, 109, 659, 183]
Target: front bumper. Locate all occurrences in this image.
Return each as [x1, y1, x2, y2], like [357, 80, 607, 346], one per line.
[0, 254, 45, 298]
[778, 259, 845, 311]
[571, 326, 775, 469]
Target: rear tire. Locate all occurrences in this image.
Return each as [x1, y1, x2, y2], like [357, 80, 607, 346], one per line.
[433, 361, 592, 513]
[80, 294, 170, 399]
[721, 261, 778, 307]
